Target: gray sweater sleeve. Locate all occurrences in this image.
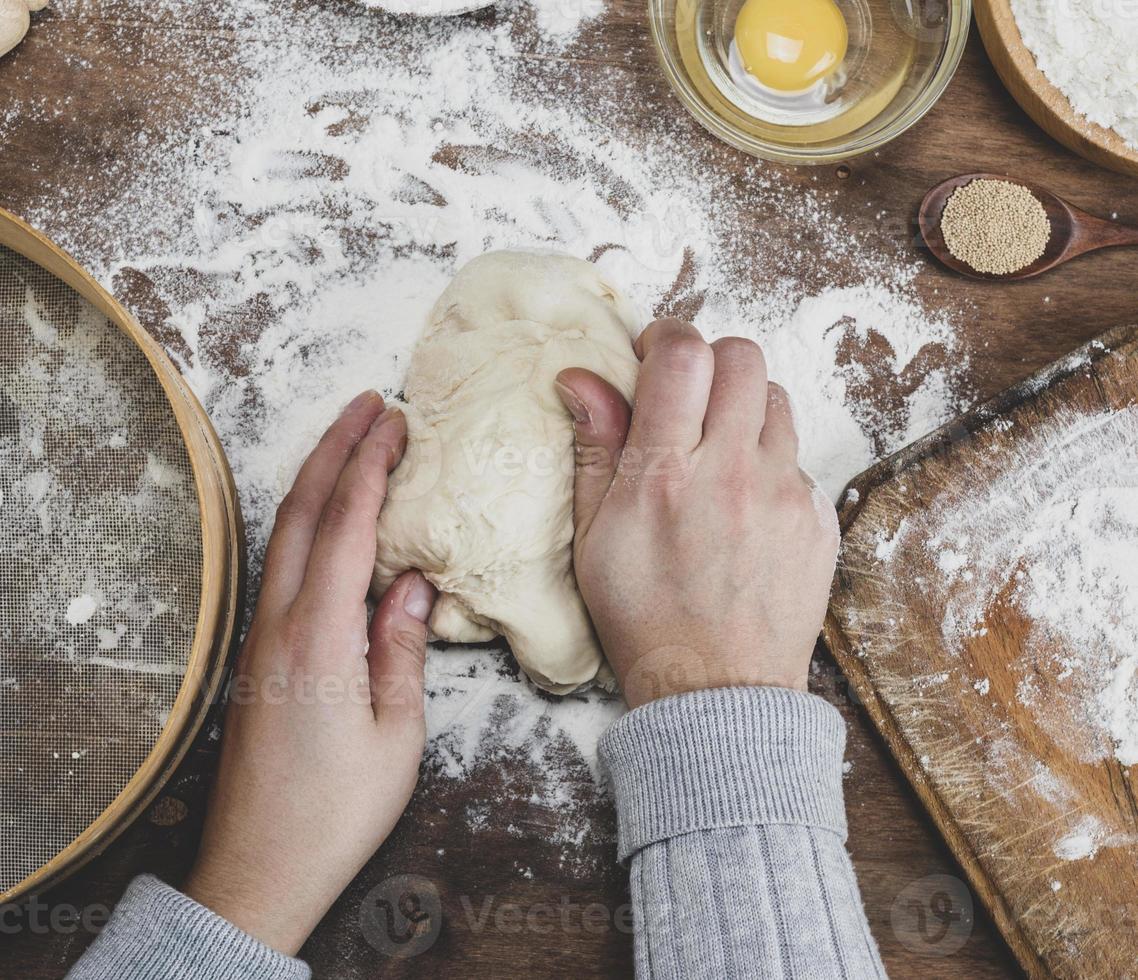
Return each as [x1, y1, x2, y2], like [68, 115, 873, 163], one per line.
[68, 686, 880, 980]
[66, 874, 310, 980]
[599, 686, 886, 980]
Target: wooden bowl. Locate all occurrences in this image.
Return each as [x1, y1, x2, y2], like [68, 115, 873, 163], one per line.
[974, 0, 1138, 178]
[0, 207, 244, 902]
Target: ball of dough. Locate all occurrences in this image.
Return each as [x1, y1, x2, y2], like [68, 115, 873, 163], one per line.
[0, 2, 30, 59]
[1, 0, 46, 60]
[373, 251, 641, 693]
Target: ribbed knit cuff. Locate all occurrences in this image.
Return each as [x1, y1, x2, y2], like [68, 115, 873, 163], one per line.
[70, 875, 311, 980]
[600, 686, 848, 862]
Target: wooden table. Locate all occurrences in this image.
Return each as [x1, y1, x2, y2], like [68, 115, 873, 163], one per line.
[2, 2, 1136, 977]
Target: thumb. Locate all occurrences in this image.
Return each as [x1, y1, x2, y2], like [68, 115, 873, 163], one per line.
[555, 367, 632, 539]
[367, 570, 436, 728]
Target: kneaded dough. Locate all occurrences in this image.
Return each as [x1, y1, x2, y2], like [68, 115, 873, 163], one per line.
[373, 251, 641, 693]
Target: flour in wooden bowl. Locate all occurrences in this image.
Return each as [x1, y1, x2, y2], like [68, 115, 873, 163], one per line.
[1013, 0, 1138, 152]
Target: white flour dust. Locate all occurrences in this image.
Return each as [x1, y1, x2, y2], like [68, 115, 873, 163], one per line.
[876, 407, 1138, 771]
[9, 0, 973, 794]
[361, 0, 497, 17]
[64, 594, 98, 626]
[361, 0, 605, 42]
[1053, 815, 1105, 862]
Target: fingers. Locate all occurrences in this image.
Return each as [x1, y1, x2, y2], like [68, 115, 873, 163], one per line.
[297, 407, 408, 624]
[627, 318, 714, 457]
[259, 391, 386, 616]
[704, 337, 769, 446]
[367, 571, 436, 728]
[759, 382, 800, 463]
[555, 368, 632, 538]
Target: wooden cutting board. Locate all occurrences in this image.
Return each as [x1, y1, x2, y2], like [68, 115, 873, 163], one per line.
[826, 324, 1138, 980]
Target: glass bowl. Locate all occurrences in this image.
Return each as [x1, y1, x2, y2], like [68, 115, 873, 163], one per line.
[649, 0, 971, 164]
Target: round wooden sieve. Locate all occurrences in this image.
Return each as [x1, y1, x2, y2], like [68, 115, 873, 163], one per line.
[0, 208, 242, 903]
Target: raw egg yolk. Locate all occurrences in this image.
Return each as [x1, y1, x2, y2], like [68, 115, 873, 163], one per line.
[734, 0, 849, 92]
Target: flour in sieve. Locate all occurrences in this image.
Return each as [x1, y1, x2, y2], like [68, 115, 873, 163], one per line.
[0, 250, 200, 677]
[0, 246, 204, 889]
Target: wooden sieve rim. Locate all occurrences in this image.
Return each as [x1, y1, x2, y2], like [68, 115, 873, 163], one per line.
[0, 207, 244, 903]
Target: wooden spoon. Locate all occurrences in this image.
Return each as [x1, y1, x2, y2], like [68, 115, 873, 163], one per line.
[919, 172, 1138, 281]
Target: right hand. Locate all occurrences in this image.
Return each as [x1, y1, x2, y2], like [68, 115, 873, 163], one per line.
[554, 319, 839, 709]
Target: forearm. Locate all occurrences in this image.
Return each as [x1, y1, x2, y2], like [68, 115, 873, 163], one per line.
[66, 876, 311, 980]
[601, 686, 885, 980]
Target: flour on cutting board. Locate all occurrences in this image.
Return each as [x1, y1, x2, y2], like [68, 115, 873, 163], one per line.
[872, 402, 1138, 861]
[12, 1, 973, 806]
[1053, 815, 1106, 862]
[940, 408, 1138, 769]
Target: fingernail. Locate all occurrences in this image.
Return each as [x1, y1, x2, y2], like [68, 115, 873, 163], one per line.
[403, 575, 436, 623]
[368, 408, 406, 469]
[370, 406, 405, 436]
[346, 389, 381, 413]
[554, 381, 590, 425]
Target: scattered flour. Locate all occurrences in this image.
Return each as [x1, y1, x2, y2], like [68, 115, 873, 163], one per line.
[1053, 815, 1105, 862]
[65, 594, 99, 626]
[7, 0, 973, 794]
[1013, 0, 1138, 151]
[363, 0, 498, 16]
[880, 407, 1138, 768]
[874, 519, 908, 561]
[359, 0, 603, 45]
[1027, 760, 1075, 807]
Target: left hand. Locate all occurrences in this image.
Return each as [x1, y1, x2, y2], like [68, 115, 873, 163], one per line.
[183, 390, 437, 956]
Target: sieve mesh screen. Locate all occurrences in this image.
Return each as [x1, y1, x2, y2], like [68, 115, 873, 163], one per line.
[0, 245, 202, 894]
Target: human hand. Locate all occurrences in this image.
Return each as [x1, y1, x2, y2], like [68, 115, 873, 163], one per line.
[555, 320, 839, 709]
[184, 391, 437, 955]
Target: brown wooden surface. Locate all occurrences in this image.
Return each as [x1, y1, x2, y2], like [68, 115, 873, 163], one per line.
[2, 1, 1138, 977]
[826, 326, 1138, 980]
[975, 0, 1138, 179]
